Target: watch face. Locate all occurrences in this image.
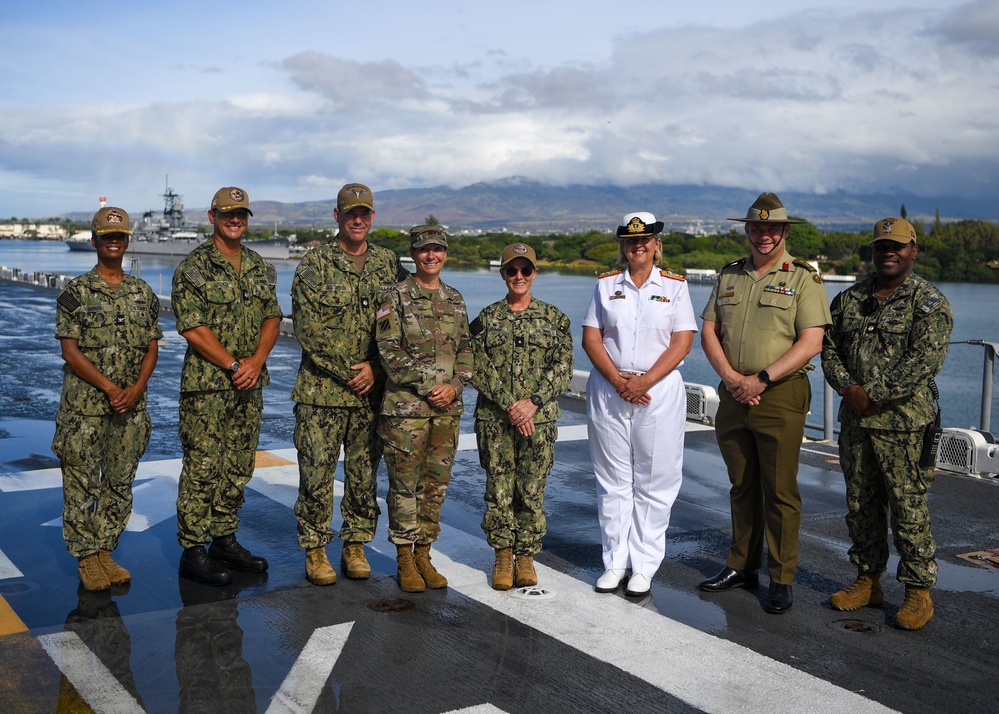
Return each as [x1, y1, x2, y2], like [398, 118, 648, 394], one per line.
[531, 395, 543, 406]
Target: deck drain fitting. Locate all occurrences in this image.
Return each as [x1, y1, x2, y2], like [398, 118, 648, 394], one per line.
[510, 586, 555, 600]
[830, 618, 881, 635]
[368, 598, 417, 613]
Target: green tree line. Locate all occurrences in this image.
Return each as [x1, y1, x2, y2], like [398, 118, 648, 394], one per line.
[293, 219, 999, 283]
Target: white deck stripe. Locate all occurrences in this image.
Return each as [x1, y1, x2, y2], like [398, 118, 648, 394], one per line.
[38, 631, 146, 713]
[266, 622, 354, 714]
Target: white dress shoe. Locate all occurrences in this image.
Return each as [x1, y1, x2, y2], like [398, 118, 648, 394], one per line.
[625, 573, 652, 597]
[595, 568, 627, 593]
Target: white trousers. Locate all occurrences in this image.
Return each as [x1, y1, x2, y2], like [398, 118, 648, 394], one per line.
[586, 369, 685, 577]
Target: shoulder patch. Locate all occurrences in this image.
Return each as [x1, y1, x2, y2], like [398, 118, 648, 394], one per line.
[266, 264, 278, 285]
[659, 268, 686, 282]
[184, 267, 206, 289]
[721, 258, 746, 271]
[376, 303, 392, 320]
[298, 266, 320, 290]
[917, 293, 944, 314]
[469, 316, 484, 336]
[598, 269, 623, 279]
[57, 291, 81, 313]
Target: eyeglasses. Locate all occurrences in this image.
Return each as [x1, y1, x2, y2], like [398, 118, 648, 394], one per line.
[503, 265, 535, 277]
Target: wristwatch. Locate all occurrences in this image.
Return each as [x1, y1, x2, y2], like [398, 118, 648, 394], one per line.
[530, 394, 544, 407]
[757, 370, 772, 386]
[229, 360, 241, 373]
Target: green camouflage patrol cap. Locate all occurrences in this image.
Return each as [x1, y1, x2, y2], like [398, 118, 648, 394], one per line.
[500, 242, 537, 268]
[91, 206, 132, 235]
[873, 216, 917, 244]
[337, 183, 374, 212]
[728, 192, 806, 224]
[410, 224, 448, 249]
[211, 186, 253, 216]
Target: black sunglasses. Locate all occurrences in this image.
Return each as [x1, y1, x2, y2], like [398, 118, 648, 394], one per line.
[503, 265, 535, 277]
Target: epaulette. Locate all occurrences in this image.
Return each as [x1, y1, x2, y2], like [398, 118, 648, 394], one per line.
[598, 269, 623, 279]
[721, 258, 746, 272]
[57, 291, 81, 314]
[469, 316, 484, 336]
[792, 258, 817, 272]
[184, 267, 206, 289]
[659, 268, 686, 282]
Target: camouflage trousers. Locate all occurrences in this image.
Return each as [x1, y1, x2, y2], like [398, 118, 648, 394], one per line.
[378, 414, 460, 545]
[293, 403, 383, 548]
[52, 409, 151, 559]
[839, 423, 937, 587]
[176, 390, 262, 548]
[475, 419, 557, 555]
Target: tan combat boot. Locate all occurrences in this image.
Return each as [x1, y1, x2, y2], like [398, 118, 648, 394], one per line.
[340, 542, 371, 580]
[78, 554, 110, 592]
[396, 544, 426, 593]
[492, 548, 514, 591]
[414, 543, 448, 589]
[515, 554, 538, 587]
[97, 550, 131, 585]
[305, 547, 337, 586]
[896, 586, 934, 630]
[829, 574, 884, 611]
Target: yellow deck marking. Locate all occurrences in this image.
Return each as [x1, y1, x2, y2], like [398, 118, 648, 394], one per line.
[0, 595, 28, 636]
[255, 451, 296, 468]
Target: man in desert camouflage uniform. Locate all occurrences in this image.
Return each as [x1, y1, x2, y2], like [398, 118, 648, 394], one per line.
[470, 243, 573, 590]
[376, 224, 474, 592]
[291, 183, 409, 586]
[53, 206, 162, 592]
[172, 186, 282, 586]
[822, 216, 952, 630]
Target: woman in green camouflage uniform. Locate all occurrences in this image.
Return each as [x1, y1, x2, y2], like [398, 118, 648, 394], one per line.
[53, 207, 162, 592]
[471, 243, 573, 590]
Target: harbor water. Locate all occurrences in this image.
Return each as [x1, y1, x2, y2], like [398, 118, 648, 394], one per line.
[1, 238, 997, 440]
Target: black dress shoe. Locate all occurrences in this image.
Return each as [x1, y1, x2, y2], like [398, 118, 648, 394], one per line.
[208, 534, 269, 573]
[698, 567, 760, 592]
[179, 546, 233, 586]
[764, 583, 793, 614]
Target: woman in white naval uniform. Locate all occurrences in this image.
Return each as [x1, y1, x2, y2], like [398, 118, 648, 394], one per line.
[582, 212, 697, 597]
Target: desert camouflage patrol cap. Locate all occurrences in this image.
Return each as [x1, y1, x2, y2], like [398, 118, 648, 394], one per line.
[728, 192, 806, 224]
[409, 224, 448, 249]
[92, 206, 132, 236]
[211, 186, 253, 216]
[337, 183, 374, 212]
[872, 216, 917, 244]
[500, 242, 537, 268]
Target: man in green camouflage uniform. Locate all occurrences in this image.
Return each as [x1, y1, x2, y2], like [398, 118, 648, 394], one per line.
[53, 207, 162, 592]
[822, 217, 953, 630]
[291, 183, 409, 585]
[376, 225, 474, 592]
[470, 243, 573, 590]
[172, 187, 282, 586]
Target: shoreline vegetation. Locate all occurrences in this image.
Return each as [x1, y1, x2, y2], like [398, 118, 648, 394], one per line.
[9, 213, 999, 282]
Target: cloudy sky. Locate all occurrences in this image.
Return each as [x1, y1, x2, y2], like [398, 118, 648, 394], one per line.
[2, 0, 997, 218]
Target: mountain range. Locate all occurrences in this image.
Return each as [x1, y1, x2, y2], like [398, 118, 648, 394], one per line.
[65, 178, 998, 234]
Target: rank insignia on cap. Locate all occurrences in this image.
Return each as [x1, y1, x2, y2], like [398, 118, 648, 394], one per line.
[759, 209, 770, 220]
[627, 217, 648, 234]
[106, 210, 124, 225]
[512, 244, 528, 254]
[881, 218, 894, 234]
[348, 187, 367, 198]
[230, 188, 245, 202]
